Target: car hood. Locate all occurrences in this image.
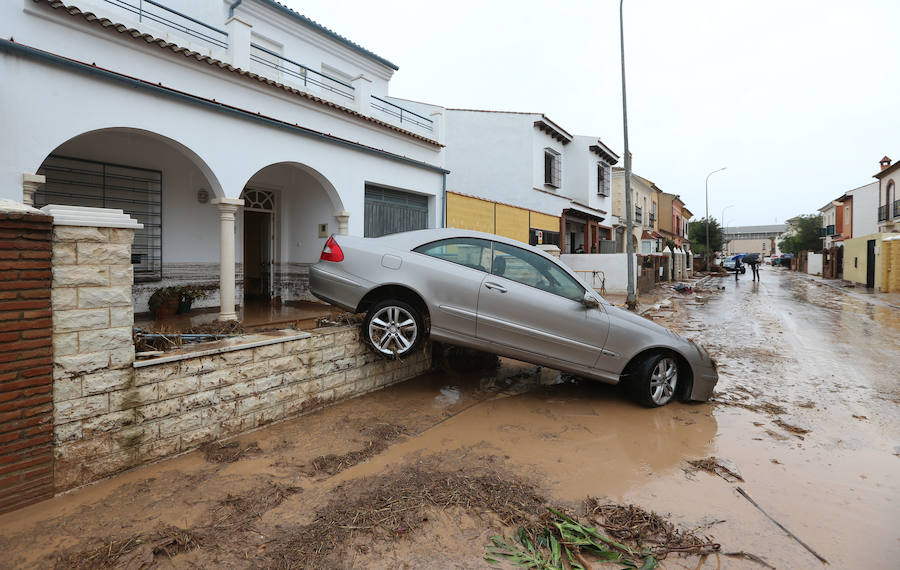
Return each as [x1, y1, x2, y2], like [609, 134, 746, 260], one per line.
[605, 304, 682, 340]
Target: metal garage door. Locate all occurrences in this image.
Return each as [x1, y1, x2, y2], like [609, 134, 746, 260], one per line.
[364, 186, 428, 237]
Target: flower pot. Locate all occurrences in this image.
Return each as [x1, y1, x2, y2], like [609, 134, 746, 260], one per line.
[177, 298, 194, 315]
[152, 297, 179, 318]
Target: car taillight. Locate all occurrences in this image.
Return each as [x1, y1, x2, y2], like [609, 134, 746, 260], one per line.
[320, 236, 344, 262]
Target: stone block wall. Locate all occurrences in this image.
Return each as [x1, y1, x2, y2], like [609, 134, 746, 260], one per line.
[0, 207, 54, 515]
[45, 216, 432, 496]
[54, 326, 429, 490]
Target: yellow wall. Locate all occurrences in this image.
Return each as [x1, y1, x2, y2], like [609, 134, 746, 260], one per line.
[881, 237, 900, 293]
[446, 192, 560, 244]
[446, 192, 494, 233]
[495, 204, 529, 242]
[842, 233, 892, 289]
[530, 211, 560, 231]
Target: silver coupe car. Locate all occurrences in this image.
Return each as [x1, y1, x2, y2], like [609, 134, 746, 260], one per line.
[309, 228, 717, 407]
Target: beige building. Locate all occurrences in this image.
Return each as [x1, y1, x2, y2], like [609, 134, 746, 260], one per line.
[612, 169, 662, 253]
[876, 156, 900, 233]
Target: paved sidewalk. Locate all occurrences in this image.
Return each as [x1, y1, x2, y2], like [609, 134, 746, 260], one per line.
[783, 268, 900, 309]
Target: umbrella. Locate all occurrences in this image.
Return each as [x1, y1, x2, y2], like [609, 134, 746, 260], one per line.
[741, 253, 760, 264]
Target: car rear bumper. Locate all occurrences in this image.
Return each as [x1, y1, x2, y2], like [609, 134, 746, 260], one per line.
[308, 263, 368, 312]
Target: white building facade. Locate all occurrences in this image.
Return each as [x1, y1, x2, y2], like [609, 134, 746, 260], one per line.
[2, 0, 446, 318]
[430, 109, 618, 254]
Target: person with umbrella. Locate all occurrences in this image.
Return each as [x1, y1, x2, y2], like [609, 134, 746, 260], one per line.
[743, 253, 761, 281]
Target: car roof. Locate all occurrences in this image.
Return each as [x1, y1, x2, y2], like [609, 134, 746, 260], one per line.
[373, 227, 536, 251]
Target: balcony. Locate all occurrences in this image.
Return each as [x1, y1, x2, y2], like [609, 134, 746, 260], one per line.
[89, 1, 435, 137]
[370, 96, 434, 132]
[249, 43, 355, 101]
[97, 0, 228, 54]
[878, 205, 888, 222]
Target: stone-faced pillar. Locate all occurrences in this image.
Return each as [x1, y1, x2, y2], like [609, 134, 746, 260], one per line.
[22, 174, 46, 207]
[211, 198, 243, 321]
[334, 210, 350, 236]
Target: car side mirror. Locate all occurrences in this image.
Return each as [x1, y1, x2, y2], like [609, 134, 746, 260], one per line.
[583, 293, 600, 309]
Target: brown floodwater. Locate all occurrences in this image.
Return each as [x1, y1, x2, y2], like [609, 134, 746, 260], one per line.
[1, 265, 897, 569]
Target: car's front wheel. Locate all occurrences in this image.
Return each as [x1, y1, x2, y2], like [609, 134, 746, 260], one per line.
[363, 299, 423, 358]
[629, 352, 679, 407]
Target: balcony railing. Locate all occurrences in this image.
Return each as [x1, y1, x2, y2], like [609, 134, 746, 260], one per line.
[370, 96, 433, 131]
[894, 199, 900, 219]
[103, 0, 228, 49]
[878, 204, 888, 222]
[249, 43, 354, 100]
[826, 224, 835, 236]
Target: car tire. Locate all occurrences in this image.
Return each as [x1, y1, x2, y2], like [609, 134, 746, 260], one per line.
[363, 299, 424, 358]
[628, 352, 679, 407]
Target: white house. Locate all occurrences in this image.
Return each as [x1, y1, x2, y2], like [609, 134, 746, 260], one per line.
[1, 0, 446, 319]
[411, 108, 618, 253]
[848, 181, 879, 238]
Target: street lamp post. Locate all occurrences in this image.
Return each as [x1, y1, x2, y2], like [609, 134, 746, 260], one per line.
[620, 0, 636, 308]
[721, 204, 734, 255]
[704, 167, 727, 271]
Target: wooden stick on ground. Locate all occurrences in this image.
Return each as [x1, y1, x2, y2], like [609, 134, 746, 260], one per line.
[736, 487, 828, 565]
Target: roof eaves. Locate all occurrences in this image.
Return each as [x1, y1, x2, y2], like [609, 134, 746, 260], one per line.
[874, 160, 900, 179]
[534, 115, 573, 144]
[37, 0, 437, 146]
[251, 0, 399, 71]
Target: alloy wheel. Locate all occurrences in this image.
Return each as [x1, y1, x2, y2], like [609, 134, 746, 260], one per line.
[368, 305, 418, 356]
[649, 357, 678, 405]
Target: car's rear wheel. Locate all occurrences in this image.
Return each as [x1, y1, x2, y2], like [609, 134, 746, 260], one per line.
[629, 352, 679, 407]
[363, 300, 423, 358]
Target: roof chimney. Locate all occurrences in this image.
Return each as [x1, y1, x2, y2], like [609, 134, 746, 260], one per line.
[880, 156, 892, 171]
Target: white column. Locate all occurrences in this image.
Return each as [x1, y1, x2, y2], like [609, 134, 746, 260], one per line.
[350, 74, 372, 115]
[334, 210, 350, 236]
[22, 173, 46, 207]
[226, 16, 252, 70]
[212, 198, 244, 321]
[428, 110, 444, 144]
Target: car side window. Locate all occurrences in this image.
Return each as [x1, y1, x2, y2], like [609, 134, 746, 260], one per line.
[491, 242, 585, 302]
[413, 238, 492, 272]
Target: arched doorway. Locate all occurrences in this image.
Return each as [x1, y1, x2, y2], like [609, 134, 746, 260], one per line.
[241, 162, 342, 303]
[32, 128, 222, 312]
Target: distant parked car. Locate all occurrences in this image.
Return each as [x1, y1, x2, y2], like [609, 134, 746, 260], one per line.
[309, 228, 719, 407]
[722, 255, 746, 273]
[767, 255, 778, 265]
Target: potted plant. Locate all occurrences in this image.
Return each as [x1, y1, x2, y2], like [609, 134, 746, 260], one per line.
[177, 286, 208, 314]
[148, 286, 182, 318]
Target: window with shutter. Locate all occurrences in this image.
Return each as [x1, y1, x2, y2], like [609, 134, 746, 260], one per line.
[544, 149, 561, 188]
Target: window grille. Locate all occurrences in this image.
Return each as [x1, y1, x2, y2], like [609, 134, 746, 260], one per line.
[544, 149, 561, 188]
[35, 155, 162, 281]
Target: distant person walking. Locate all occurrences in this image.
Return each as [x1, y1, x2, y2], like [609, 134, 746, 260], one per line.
[734, 255, 742, 281]
[747, 256, 760, 281]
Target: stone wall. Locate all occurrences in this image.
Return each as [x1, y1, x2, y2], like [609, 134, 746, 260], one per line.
[0, 205, 55, 514]
[54, 326, 429, 490]
[47, 215, 431, 495]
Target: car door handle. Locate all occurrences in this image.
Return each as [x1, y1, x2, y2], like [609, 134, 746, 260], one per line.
[484, 281, 507, 293]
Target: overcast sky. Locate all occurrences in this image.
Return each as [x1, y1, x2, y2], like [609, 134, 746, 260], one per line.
[284, 0, 899, 227]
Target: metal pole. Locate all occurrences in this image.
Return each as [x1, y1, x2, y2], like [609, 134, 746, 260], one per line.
[721, 204, 733, 254]
[620, 0, 636, 308]
[704, 167, 726, 271]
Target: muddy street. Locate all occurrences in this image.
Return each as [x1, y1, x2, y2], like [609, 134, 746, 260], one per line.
[1, 265, 898, 569]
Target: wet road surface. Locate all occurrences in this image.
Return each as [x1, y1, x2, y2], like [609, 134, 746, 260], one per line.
[1, 265, 898, 568]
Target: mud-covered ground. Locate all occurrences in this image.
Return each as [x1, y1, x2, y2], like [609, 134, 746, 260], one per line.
[1, 265, 898, 569]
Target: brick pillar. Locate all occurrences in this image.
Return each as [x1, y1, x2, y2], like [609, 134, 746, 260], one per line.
[42, 205, 141, 492]
[0, 202, 54, 515]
